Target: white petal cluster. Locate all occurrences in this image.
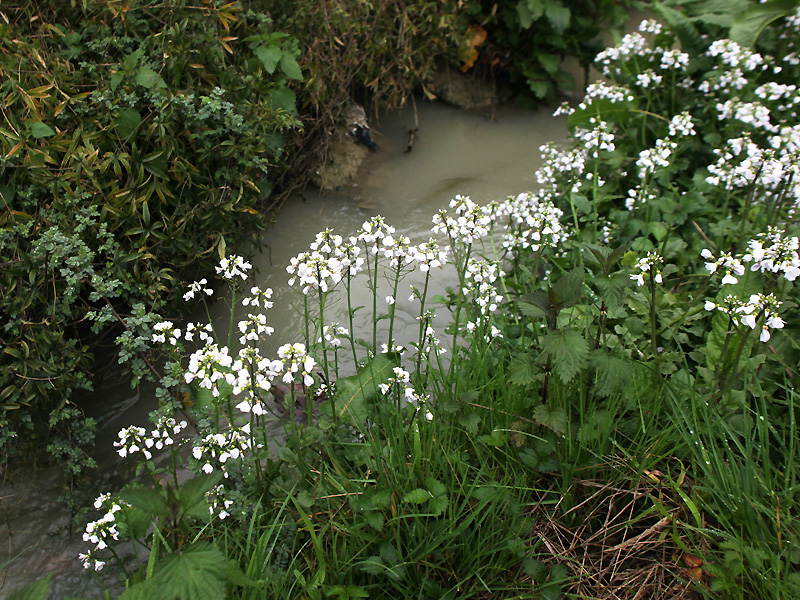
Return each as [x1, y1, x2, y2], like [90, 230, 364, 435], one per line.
[242, 285, 274, 309]
[152, 320, 182, 345]
[185, 343, 234, 398]
[431, 195, 492, 245]
[192, 430, 250, 476]
[318, 323, 349, 348]
[743, 227, 800, 281]
[206, 484, 235, 520]
[705, 293, 784, 342]
[238, 312, 274, 345]
[700, 249, 745, 285]
[80, 493, 124, 570]
[276, 343, 316, 386]
[409, 238, 449, 273]
[630, 252, 664, 286]
[498, 192, 566, 253]
[183, 278, 213, 301]
[216, 255, 252, 280]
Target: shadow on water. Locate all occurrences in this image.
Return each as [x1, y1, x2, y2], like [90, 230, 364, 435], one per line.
[0, 98, 566, 599]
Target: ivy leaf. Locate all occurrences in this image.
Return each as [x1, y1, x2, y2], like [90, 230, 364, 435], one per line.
[541, 330, 589, 383]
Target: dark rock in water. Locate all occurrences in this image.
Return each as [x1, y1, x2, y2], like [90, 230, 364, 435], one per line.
[428, 68, 500, 110]
[313, 101, 379, 190]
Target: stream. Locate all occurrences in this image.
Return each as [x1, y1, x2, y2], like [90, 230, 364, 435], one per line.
[0, 99, 566, 599]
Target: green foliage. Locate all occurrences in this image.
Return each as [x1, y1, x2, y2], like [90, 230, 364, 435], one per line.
[0, 0, 302, 474]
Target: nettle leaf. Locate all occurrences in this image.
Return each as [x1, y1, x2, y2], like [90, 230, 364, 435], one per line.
[404, 488, 432, 504]
[255, 44, 282, 73]
[590, 350, 633, 397]
[326, 352, 399, 424]
[532, 404, 566, 436]
[508, 352, 537, 386]
[541, 330, 589, 383]
[179, 472, 223, 519]
[116, 108, 142, 140]
[135, 65, 162, 89]
[280, 53, 303, 80]
[119, 485, 169, 518]
[155, 543, 227, 600]
[544, 0, 571, 33]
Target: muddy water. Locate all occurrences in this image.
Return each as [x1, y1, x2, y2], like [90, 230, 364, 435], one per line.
[0, 99, 566, 599]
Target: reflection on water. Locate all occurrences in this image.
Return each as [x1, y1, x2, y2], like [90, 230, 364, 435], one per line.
[0, 99, 566, 599]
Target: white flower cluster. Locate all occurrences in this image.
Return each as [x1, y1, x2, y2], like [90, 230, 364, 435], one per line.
[575, 82, 635, 112]
[378, 366, 416, 400]
[626, 185, 659, 211]
[113, 417, 188, 459]
[232, 347, 274, 414]
[242, 285, 274, 309]
[409, 238, 449, 273]
[705, 293, 784, 342]
[636, 69, 663, 89]
[630, 252, 664, 286]
[498, 192, 566, 253]
[276, 343, 316, 386]
[432, 195, 492, 245]
[668, 112, 696, 137]
[357, 216, 396, 255]
[636, 138, 677, 179]
[638, 19, 662, 35]
[184, 278, 213, 301]
[535, 143, 586, 194]
[185, 343, 234, 398]
[707, 39, 764, 71]
[595, 32, 650, 76]
[152, 320, 181, 345]
[216, 255, 252, 280]
[318, 323, 350, 348]
[206, 484, 235, 520]
[716, 99, 775, 132]
[192, 429, 250, 476]
[237, 312, 274, 346]
[80, 493, 123, 571]
[462, 258, 504, 338]
[703, 228, 800, 283]
[576, 118, 616, 158]
[287, 250, 343, 295]
[743, 227, 800, 281]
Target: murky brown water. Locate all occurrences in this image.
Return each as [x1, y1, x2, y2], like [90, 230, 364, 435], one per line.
[0, 99, 566, 599]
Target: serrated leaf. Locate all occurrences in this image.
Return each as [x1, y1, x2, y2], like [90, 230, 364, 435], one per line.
[269, 86, 297, 114]
[154, 543, 227, 600]
[544, 1, 571, 33]
[118, 579, 157, 600]
[403, 488, 431, 504]
[541, 330, 589, 383]
[532, 404, 566, 435]
[326, 352, 399, 424]
[119, 485, 169, 518]
[523, 558, 547, 583]
[280, 54, 303, 80]
[120, 505, 154, 539]
[590, 350, 633, 397]
[428, 496, 448, 517]
[179, 472, 223, 518]
[255, 44, 281, 73]
[551, 269, 584, 308]
[29, 121, 55, 139]
[116, 108, 142, 140]
[363, 510, 384, 531]
[508, 353, 537, 386]
[458, 412, 481, 434]
[8, 575, 50, 600]
[425, 478, 447, 498]
[135, 66, 159, 88]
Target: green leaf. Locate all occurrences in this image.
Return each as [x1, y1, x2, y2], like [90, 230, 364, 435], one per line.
[544, 1, 571, 33]
[280, 54, 303, 80]
[541, 330, 589, 383]
[8, 575, 51, 600]
[403, 488, 432, 504]
[120, 505, 154, 539]
[255, 44, 281, 73]
[119, 485, 169, 518]
[29, 121, 55, 139]
[135, 66, 165, 89]
[590, 351, 633, 397]
[730, 0, 797, 47]
[325, 352, 399, 424]
[116, 108, 142, 140]
[523, 558, 547, 583]
[532, 404, 567, 436]
[428, 496, 448, 517]
[269, 86, 297, 114]
[118, 580, 157, 600]
[154, 543, 227, 600]
[179, 472, 223, 519]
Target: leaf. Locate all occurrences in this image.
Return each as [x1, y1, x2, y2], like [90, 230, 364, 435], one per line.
[326, 352, 399, 424]
[730, 0, 796, 47]
[154, 543, 227, 600]
[590, 350, 633, 397]
[135, 66, 164, 89]
[325, 585, 369, 600]
[269, 86, 297, 114]
[523, 558, 547, 583]
[544, 0, 571, 33]
[8, 575, 51, 600]
[119, 485, 169, 518]
[532, 404, 567, 436]
[403, 488, 432, 504]
[541, 330, 589, 383]
[29, 122, 55, 139]
[280, 54, 303, 80]
[255, 44, 281, 73]
[179, 472, 223, 519]
[116, 108, 142, 140]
